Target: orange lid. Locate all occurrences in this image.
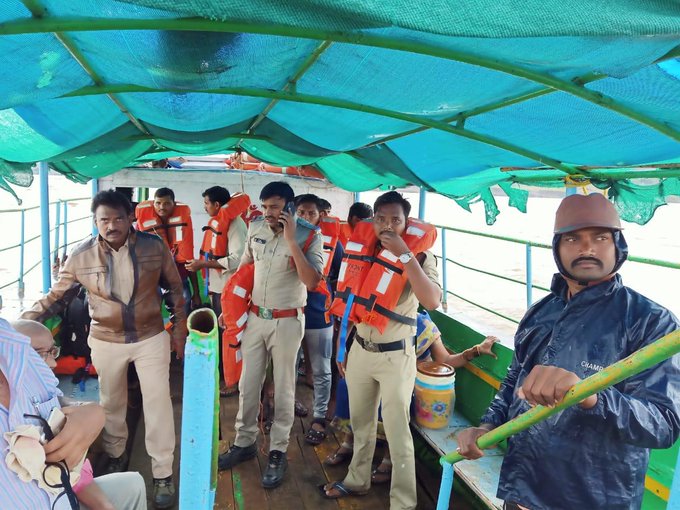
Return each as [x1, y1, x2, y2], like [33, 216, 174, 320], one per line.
[418, 361, 455, 377]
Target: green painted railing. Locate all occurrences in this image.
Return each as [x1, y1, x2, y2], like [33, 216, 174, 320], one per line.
[0, 197, 90, 294]
[434, 224, 680, 325]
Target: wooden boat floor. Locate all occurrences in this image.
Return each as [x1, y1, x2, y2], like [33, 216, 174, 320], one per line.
[119, 363, 469, 509]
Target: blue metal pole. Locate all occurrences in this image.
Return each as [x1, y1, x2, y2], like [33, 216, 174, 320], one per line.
[418, 187, 427, 220]
[18, 209, 25, 298]
[353, 191, 360, 203]
[62, 200, 68, 259]
[436, 462, 455, 510]
[566, 187, 577, 196]
[53, 200, 61, 264]
[441, 228, 448, 311]
[180, 309, 219, 510]
[526, 243, 533, 307]
[39, 162, 51, 294]
[668, 451, 680, 509]
[91, 178, 99, 237]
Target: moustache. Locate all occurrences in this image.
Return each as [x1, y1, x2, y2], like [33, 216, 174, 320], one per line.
[571, 257, 603, 268]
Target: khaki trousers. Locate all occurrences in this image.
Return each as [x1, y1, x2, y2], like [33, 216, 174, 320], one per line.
[234, 312, 304, 452]
[343, 340, 417, 510]
[89, 332, 175, 479]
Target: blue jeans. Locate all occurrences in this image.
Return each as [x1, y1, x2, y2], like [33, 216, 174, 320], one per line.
[304, 326, 333, 419]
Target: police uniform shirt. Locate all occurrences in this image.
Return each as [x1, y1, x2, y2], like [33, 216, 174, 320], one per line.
[241, 218, 324, 310]
[355, 250, 440, 343]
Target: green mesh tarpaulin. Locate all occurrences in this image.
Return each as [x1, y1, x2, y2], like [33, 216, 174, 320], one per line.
[0, 1, 680, 221]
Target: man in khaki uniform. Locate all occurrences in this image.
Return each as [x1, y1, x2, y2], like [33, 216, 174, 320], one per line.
[323, 191, 441, 510]
[22, 190, 187, 509]
[218, 181, 323, 488]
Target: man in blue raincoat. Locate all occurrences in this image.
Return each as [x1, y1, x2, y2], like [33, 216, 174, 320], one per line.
[457, 193, 680, 510]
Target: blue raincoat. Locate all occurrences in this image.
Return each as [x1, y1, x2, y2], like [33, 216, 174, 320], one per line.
[481, 273, 680, 509]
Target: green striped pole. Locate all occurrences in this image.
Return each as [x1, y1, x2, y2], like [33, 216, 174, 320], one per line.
[441, 328, 680, 465]
[437, 328, 680, 508]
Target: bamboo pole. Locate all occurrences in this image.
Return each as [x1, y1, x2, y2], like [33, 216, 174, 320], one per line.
[440, 328, 680, 465]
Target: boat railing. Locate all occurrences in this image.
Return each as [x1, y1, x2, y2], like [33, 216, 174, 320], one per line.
[433, 224, 680, 325]
[0, 197, 90, 297]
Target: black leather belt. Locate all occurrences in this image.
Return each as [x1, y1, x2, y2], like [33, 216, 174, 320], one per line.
[355, 334, 415, 353]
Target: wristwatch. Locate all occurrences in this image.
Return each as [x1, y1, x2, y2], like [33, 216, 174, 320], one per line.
[398, 251, 414, 264]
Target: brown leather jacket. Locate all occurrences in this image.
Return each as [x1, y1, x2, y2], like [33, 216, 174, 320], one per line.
[22, 230, 188, 344]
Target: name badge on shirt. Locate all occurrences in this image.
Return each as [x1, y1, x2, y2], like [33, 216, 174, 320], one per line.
[254, 237, 266, 244]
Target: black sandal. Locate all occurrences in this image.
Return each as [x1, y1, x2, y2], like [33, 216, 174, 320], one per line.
[304, 418, 327, 445]
[294, 400, 309, 417]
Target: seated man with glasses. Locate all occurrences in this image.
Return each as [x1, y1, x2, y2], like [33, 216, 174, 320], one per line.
[11, 319, 147, 510]
[1, 317, 100, 509]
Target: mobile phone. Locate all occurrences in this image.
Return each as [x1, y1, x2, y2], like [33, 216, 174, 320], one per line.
[47, 407, 66, 436]
[39, 407, 66, 444]
[279, 201, 296, 226]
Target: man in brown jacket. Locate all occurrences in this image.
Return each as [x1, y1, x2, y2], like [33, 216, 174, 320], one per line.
[22, 189, 187, 509]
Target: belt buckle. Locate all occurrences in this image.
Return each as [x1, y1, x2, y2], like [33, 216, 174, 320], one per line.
[363, 338, 380, 353]
[258, 307, 273, 320]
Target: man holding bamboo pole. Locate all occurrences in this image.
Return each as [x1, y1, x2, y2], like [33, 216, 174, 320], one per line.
[458, 193, 680, 510]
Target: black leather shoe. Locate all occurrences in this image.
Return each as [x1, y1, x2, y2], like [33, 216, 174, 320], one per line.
[261, 450, 288, 488]
[218, 443, 257, 470]
[104, 451, 129, 474]
[153, 476, 176, 509]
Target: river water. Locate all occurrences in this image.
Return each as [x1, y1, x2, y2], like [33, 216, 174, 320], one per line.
[1, 176, 678, 345]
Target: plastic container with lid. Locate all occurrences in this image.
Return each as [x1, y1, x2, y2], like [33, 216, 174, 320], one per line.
[414, 361, 456, 429]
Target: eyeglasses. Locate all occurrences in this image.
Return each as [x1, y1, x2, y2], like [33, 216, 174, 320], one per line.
[37, 345, 60, 360]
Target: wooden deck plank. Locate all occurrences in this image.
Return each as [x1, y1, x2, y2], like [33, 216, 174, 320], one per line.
[215, 439, 236, 510]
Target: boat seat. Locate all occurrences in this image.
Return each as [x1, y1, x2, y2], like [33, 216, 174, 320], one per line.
[411, 410, 504, 509]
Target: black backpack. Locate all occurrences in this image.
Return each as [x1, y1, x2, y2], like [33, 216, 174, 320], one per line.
[59, 285, 91, 358]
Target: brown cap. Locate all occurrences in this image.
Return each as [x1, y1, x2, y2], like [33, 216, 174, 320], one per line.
[554, 193, 622, 234]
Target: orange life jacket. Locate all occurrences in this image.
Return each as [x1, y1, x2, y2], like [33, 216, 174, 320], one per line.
[200, 193, 251, 260]
[318, 216, 341, 279]
[135, 201, 194, 263]
[311, 216, 341, 319]
[329, 218, 437, 334]
[339, 221, 352, 248]
[220, 263, 254, 386]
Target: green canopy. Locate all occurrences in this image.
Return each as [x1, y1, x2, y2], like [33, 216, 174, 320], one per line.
[1, 1, 680, 221]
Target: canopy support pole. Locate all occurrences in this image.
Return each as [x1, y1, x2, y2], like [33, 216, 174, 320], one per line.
[418, 188, 427, 220]
[39, 162, 51, 294]
[91, 178, 99, 237]
[65, 84, 580, 176]
[18, 0, 162, 149]
[5, 17, 680, 142]
[363, 72, 604, 152]
[239, 40, 332, 147]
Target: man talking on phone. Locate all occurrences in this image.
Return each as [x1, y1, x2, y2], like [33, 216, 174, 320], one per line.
[218, 181, 323, 489]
